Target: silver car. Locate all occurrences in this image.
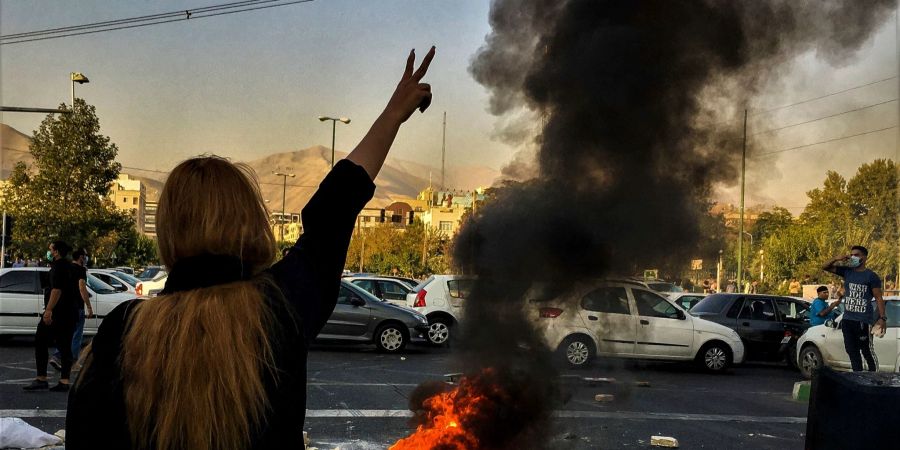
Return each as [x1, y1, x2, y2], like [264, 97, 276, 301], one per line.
[315, 280, 430, 353]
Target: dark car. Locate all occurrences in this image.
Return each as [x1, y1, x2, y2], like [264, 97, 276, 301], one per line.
[690, 293, 811, 363]
[315, 280, 430, 353]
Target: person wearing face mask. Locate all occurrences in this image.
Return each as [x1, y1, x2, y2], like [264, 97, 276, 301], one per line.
[822, 245, 887, 372]
[23, 241, 79, 391]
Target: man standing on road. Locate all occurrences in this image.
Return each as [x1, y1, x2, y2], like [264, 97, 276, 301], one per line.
[822, 245, 887, 372]
[50, 249, 93, 371]
[809, 286, 840, 326]
[23, 241, 79, 391]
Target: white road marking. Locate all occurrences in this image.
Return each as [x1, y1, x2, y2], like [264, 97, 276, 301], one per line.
[0, 409, 807, 424]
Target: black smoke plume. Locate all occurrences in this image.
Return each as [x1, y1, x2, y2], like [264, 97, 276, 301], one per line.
[442, 0, 894, 448]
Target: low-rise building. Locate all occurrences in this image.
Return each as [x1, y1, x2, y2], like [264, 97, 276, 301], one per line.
[111, 174, 146, 234]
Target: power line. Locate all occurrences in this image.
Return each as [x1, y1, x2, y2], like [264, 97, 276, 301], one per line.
[1, 0, 266, 39]
[749, 98, 897, 137]
[711, 76, 898, 128]
[751, 76, 897, 116]
[1, 0, 314, 45]
[755, 125, 898, 157]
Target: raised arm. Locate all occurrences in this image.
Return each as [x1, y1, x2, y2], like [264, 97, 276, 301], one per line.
[822, 255, 848, 275]
[347, 47, 435, 180]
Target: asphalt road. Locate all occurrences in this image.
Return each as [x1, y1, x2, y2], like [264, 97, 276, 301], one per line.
[1, 337, 810, 449]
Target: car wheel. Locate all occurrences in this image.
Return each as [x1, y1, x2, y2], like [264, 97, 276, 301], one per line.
[798, 345, 822, 379]
[559, 335, 594, 369]
[375, 324, 407, 353]
[427, 318, 451, 346]
[698, 342, 732, 373]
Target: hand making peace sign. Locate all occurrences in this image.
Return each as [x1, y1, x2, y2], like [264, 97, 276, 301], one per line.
[384, 46, 435, 123]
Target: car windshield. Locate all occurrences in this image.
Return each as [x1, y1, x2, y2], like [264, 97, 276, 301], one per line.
[690, 294, 732, 314]
[138, 267, 162, 280]
[87, 274, 118, 295]
[111, 271, 141, 287]
[648, 282, 684, 293]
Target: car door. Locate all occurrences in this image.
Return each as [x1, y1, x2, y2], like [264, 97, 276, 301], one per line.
[737, 297, 784, 358]
[378, 280, 410, 304]
[578, 285, 636, 356]
[0, 270, 41, 331]
[631, 288, 693, 358]
[318, 285, 372, 340]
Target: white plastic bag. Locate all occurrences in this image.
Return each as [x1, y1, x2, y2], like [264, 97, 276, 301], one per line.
[0, 417, 63, 449]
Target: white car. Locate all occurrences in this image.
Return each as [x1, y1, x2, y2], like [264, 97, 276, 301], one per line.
[406, 275, 475, 346]
[89, 269, 145, 296]
[527, 280, 745, 372]
[142, 275, 168, 297]
[795, 297, 900, 378]
[345, 276, 415, 307]
[0, 267, 135, 336]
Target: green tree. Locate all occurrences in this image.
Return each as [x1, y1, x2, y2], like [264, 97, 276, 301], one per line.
[0, 99, 139, 262]
[751, 206, 793, 242]
[345, 220, 451, 278]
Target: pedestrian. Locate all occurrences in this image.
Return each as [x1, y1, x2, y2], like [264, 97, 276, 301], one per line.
[50, 249, 93, 371]
[66, 47, 436, 449]
[809, 285, 840, 326]
[726, 279, 736, 293]
[12, 254, 25, 267]
[788, 278, 801, 296]
[22, 241, 79, 392]
[827, 280, 838, 299]
[822, 245, 887, 372]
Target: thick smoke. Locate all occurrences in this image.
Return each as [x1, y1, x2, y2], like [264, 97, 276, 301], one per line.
[447, 0, 894, 448]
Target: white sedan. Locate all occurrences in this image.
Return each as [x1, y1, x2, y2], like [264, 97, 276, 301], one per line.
[796, 298, 900, 378]
[527, 280, 745, 372]
[0, 267, 135, 336]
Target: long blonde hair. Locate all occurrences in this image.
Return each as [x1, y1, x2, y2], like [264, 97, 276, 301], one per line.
[121, 156, 277, 450]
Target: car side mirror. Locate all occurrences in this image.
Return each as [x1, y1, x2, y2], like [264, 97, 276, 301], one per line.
[350, 296, 366, 307]
[677, 309, 686, 320]
[825, 318, 837, 329]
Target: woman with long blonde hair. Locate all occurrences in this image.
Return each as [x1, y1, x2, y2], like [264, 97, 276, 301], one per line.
[66, 47, 435, 450]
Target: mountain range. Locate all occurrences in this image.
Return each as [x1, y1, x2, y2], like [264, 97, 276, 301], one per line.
[1, 123, 499, 213]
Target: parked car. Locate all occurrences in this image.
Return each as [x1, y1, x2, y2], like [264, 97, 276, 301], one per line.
[89, 269, 144, 296]
[141, 275, 168, 297]
[315, 280, 429, 353]
[137, 266, 167, 282]
[796, 297, 900, 378]
[0, 267, 135, 336]
[689, 293, 811, 364]
[527, 280, 744, 372]
[383, 276, 420, 287]
[345, 276, 414, 307]
[406, 275, 475, 346]
[669, 292, 707, 311]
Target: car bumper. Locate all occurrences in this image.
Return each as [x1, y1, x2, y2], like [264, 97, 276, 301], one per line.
[409, 324, 430, 343]
[731, 341, 746, 364]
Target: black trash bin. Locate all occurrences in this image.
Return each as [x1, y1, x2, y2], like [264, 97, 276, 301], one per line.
[806, 367, 900, 450]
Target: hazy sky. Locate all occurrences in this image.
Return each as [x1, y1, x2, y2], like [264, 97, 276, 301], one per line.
[1, 1, 898, 213]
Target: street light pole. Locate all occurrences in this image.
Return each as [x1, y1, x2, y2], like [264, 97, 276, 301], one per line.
[318, 116, 351, 168]
[70, 72, 89, 111]
[273, 171, 295, 242]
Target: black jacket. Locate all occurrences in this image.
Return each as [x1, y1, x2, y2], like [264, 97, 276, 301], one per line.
[65, 160, 374, 449]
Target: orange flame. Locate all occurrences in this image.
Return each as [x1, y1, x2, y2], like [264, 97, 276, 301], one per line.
[391, 372, 494, 450]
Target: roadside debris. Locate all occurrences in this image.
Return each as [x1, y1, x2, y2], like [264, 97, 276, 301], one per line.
[594, 394, 615, 402]
[634, 381, 651, 387]
[650, 435, 679, 448]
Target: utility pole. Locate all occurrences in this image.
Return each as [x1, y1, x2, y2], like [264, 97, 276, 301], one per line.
[737, 109, 748, 293]
[273, 170, 295, 242]
[1, 212, 6, 269]
[441, 111, 446, 190]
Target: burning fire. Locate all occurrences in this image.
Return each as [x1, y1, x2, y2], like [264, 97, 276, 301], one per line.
[391, 370, 496, 450]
